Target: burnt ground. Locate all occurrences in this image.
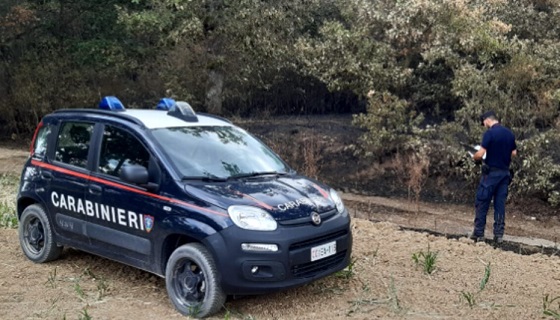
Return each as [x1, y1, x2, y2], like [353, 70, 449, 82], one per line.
[1, 115, 560, 319]
[241, 114, 559, 221]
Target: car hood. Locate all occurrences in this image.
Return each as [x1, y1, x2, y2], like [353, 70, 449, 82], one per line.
[183, 176, 336, 221]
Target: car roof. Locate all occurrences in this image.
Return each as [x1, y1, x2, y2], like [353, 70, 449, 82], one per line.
[124, 110, 232, 129]
[52, 108, 233, 130]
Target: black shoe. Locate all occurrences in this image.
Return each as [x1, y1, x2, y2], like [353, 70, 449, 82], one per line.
[493, 236, 503, 244]
[469, 234, 484, 242]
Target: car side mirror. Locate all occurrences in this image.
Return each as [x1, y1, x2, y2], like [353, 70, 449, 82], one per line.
[120, 165, 149, 185]
[120, 165, 160, 192]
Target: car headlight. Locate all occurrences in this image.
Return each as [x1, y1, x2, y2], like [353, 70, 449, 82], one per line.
[228, 205, 277, 231]
[330, 189, 345, 214]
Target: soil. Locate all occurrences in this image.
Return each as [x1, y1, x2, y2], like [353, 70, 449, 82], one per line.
[1, 116, 560, 320]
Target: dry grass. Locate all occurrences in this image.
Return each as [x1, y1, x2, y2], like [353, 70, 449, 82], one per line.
[394, 149, 430, 212]
[265, 130, 322, 179]
[301, 134, 321, 179]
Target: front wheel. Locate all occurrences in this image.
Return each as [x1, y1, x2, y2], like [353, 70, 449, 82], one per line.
[18, 204, 62, 263]
[165, 243, 226, 318]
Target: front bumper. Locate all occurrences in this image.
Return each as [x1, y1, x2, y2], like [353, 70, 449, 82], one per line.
[203, 211, 352, 295]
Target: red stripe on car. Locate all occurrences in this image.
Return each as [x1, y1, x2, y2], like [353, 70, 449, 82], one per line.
[313, 183, 330, 199]
[29, 121, 43, 155]
[31, 160, 228, 217]
[231, 189, 274, 211]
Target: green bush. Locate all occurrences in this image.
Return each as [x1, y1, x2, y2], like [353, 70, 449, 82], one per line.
[514, 131, 560, 206]
[353, 91, 424, 157]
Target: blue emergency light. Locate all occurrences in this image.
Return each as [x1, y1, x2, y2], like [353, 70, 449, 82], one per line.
[156, 98, 176, 110]
[99, 96, 125, 111]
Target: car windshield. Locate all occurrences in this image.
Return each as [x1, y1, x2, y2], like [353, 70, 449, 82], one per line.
[151, 126, 290, 179]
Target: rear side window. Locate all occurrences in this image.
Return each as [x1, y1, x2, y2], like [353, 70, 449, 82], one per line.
[98, 125, 150, 178]
[32, 125, 51, 158]
[55, 122, 94, 168]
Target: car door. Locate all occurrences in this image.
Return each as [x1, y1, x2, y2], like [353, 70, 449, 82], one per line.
[46, 120, 96, 245]
[85, 123, 163, 269]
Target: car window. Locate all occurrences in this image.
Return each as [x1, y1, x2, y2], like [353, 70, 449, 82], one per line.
[151, 126, 288, 178]
[55, 122, 94, 168]
[33, 124, 51, 158]
[98, 125, 150, 178]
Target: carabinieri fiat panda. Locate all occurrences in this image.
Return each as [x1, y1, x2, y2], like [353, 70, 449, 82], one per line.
[17, 96, 353, 318]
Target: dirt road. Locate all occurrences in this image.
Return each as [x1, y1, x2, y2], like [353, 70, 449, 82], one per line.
[1, 146, 560, 320]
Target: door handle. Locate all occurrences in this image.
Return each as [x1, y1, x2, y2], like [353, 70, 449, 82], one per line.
[88, 184, 103, 195]
[41, 171, 53, 180]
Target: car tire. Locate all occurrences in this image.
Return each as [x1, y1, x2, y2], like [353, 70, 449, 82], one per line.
[19, 204, 63, 263]
[165, 243, 226, 318]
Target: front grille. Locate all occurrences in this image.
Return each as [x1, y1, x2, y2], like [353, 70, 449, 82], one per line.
[289, 229, 347, 251]
[278, 209, 337, 226]
[291, 251, 346, 278]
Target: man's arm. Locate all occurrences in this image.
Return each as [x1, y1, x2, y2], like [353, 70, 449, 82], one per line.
[512, 149, 517, 157]
[473, 146, 487, 161]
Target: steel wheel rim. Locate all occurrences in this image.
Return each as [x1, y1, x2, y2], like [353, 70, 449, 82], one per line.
[23, 216, 45, 254]
[173, 258, 207, 306]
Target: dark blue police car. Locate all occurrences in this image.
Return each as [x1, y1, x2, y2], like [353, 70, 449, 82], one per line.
[17, 96, 353, 318]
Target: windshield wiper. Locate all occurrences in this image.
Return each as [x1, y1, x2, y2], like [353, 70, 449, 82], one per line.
[227, 171, 289, 180]
[182, 175, 228, 182]
[182, 171, 291, 182]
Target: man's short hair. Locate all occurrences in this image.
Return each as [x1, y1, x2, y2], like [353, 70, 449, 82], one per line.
[480, 111, 498, 125]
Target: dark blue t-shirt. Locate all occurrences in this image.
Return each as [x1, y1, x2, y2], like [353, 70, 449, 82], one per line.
[481, 124, 516, 170]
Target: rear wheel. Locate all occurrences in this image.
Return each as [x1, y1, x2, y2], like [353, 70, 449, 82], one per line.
[19, 204, 62, 263]
[165, 243, 226, 318]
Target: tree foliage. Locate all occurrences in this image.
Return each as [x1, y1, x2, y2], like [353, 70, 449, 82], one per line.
[1, 0, 559, 205]
[294, 0, 560, 205]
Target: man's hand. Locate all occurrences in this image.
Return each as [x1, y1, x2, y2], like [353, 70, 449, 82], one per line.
[473, 145, 487, 161]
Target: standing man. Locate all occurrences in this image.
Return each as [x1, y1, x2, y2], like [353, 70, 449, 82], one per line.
[471, 111, 517, 244]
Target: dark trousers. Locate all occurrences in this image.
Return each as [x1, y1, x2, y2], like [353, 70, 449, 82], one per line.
[473, 170, 511, 238]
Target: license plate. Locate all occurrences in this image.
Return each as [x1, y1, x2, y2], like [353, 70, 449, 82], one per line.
[311, 241, 337, 262]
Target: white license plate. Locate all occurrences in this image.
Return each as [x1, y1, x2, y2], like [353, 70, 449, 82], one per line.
[311, 241, 337, 262]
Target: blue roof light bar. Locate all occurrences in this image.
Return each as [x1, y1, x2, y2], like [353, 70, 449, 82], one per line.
[99, 96, 125, 111]
[156, 98, 176, 110]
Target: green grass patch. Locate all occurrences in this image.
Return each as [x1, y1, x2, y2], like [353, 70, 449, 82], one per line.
[0, 172, 19, 190]
[461, 291, 476, 307]
[336, 258, 357, 279]
[479, 262, 491, 291]
[412, 245, 438, 275]
[543, 294, 560, 318]
[78, 306, 92, 320]
[459, 260, 493, 308]
[0, 201, 18, 228]
[0, 173, 19, 228]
